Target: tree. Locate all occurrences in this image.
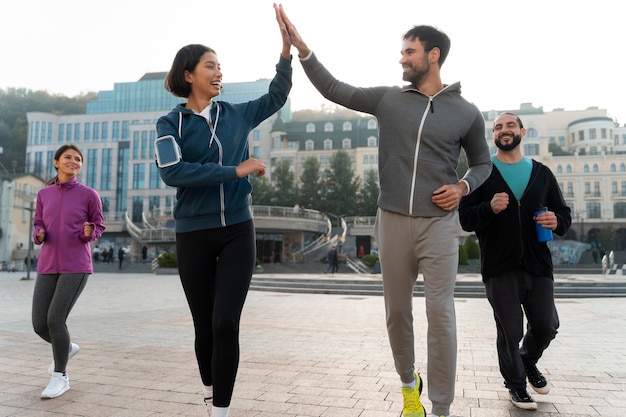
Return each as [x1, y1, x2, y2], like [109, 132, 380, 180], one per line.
[250, 174, 273, 206]
[321, 150, 360, 216]
[0, 88, 96, 174]
[464, 236, 480, 259]
[357, 170, 379, 216]
[271, 159, 297, 207]
[298, 156, 322, 210]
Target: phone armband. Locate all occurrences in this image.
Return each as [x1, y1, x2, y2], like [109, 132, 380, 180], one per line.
[155, 135, 182, 168]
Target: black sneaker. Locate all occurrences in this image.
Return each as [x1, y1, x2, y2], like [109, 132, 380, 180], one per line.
[524, 363, 550, 394]
[509, 387, 537, 410]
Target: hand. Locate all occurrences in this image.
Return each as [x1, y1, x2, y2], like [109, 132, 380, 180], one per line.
[236, 158, 266, 178]
[534, 210, 558, 230]
[36, 229, 45, 243]
[83, 222, 94, 237]
[490, 192, 509, 214]
[432, 183, 465, 211]
[275, 3, 310, 58]
[273, 3, 291, 59]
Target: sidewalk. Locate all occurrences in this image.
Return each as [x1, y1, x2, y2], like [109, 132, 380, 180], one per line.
[1, 271, 625, 416]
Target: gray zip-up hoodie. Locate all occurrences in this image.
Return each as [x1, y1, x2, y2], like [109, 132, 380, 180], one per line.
[300, 52, 492, 217]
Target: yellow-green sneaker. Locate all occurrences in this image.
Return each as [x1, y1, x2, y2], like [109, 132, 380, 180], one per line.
[401, 373, 425, 417]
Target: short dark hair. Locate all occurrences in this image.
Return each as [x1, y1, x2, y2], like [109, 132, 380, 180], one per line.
[402, 25, 450, 67]
[495, 112, 524, 129]
[164, 44, 217, 98]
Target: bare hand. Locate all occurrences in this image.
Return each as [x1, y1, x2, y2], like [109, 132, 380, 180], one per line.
[236, 158, 266, 178]
[275, 3, 310, 58]
[534, 210, 558, 230]
[432, 183, 465, 211]
[83, 222, 94, 237]
[273, 3, 291, 58]
[490, 192, 509, 214]
[36, 229, 45, 243]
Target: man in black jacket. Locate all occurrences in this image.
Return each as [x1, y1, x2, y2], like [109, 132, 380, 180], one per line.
[459, 112, 571, 411]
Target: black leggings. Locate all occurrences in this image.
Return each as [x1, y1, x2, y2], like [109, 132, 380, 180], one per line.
[32, 273, 89, 372]
[176, 220, 255, 407]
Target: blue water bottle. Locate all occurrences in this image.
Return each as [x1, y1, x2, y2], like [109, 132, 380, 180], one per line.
[534, 207, 553, 242]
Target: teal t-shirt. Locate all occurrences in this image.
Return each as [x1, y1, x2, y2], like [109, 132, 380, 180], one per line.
[492, 154, 532, 200]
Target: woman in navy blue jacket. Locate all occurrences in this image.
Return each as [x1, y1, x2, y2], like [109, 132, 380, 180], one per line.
[155, 7, 292, 416]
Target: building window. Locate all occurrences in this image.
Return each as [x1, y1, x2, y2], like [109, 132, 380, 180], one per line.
[343, 121, 352, 131]
[253, 130, 260, 141]
[578, 130, 585, 141]
[622, 181, 626, 196]
[611, 163, 616, 172]
[74, 123, 80, 141]
[557, 165, 563, 174]
[583, 164, 589, 173]
[590, 147, 597, 155]
[305, 140, 314, 150]
[621, 163, 626, 172]
[593, 163, 599, 173]
[342, 138, 351, 149]
[586, 202, 601, 218]
[93, 122, 100, 141]
[306, 123, 315, 133]
[566, 165, 572, 173]
[133, 163, 145, 189]
[324, 122, 333, 132]
[324, 139, 333, 150]
[367, 136, 377, 147]
[614, 202, 626, 218]
[149, 163, 160, 189]
[593, 181, 600, 197]
[526, 128, 538, 138]
[601, 128, 607, 139]
[589, 129, 596, 139]
[84, 123, 91, 141]
[367, 119, 377, 129]
[612, 181, 618, 194]
[558, 136, 565, 147]
[567, 183, 573, 198]
[102, 122, 108, 140]
[523, 144, 539, 155]
[585, 182, 590, 194]
[101, 149, 112, 190]
[253, 146, 260, 158]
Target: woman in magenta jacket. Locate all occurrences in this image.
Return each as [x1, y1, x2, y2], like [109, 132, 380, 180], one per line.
[31, 144, 105, 399]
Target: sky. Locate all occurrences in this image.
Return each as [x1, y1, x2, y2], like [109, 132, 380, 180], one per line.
[2, 0, 624, 124]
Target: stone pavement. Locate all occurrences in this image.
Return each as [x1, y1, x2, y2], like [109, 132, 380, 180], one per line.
[1, 270, 625, 417]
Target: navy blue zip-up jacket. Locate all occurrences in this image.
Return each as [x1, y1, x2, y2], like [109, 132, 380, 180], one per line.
[156, 55, 292, 233]
[458, 160, 571, 281]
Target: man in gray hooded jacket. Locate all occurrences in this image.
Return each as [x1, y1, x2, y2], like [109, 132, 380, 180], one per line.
[276, 5, 492, 417]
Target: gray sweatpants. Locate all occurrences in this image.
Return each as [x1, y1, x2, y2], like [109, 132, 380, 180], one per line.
[374, 208, 459, 416]
[32, 273, 89, 373]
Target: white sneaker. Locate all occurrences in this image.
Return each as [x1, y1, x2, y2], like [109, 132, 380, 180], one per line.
[41, 372, 69, 399]
[48, 343, 80, 375]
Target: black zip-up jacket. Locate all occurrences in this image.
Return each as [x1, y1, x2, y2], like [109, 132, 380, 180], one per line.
[458, 159, 571, 281]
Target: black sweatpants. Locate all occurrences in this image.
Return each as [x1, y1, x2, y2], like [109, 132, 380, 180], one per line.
[32, 273, 89, 372]
[176, 220, 255, 407]
[485, 268, 559, 389]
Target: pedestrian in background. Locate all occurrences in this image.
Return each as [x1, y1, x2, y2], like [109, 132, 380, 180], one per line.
[32, 144, 105, 399]
[459, 112, 571, 410]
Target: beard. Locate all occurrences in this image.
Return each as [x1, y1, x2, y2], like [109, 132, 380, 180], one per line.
[402, 56, 430, 85]
[495, 133, 522, 151]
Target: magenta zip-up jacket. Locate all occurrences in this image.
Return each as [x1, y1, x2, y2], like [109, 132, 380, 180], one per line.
[32, 177, 105, 274]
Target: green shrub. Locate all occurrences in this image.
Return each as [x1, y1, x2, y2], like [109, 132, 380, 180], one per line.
[464, 236, 480, 259]
[361, 254, 379, 268]
[458, 245, 468, 265]
[157, 252, 178, 268]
